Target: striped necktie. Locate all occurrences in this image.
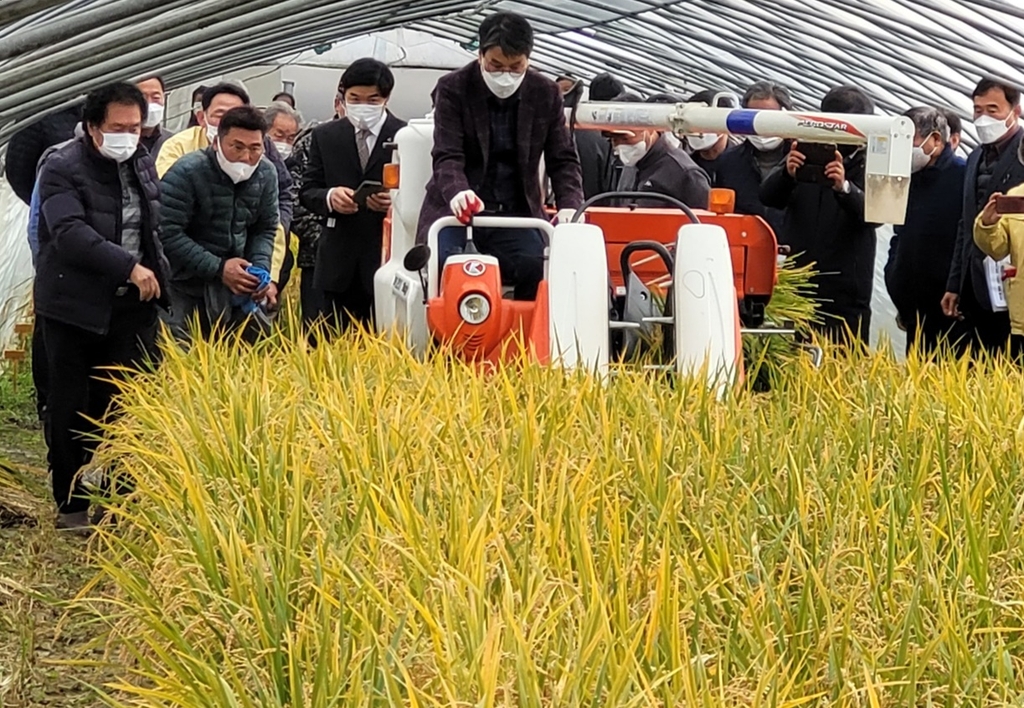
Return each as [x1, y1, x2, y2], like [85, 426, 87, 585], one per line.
[357, 129, 372, 169]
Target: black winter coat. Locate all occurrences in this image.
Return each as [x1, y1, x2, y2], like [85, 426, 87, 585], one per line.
[945, 128, 1024, 310]
[714, 141, 787, 236]
[574, 129, 614, 199]
[885, 147, 966, 320]
[35, 137, 170, 335]
[760, 148, 876, 324]
[632, 136, 711, 210]
[5, 105, 83, 205]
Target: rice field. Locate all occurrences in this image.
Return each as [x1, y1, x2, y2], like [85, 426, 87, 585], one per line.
[71, 325, 1024, 707]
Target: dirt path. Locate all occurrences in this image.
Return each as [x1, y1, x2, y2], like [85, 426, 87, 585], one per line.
[0, 369, 118, 707]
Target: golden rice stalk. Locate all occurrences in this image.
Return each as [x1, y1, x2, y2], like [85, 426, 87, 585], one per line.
[75, 327, 1024, 707]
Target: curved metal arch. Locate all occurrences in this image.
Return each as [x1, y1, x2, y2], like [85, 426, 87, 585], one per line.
[2, 0, 1024, 147]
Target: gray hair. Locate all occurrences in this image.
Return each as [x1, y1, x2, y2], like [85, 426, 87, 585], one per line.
[903, 106, 949, 142]
[264, 100, 302, 129]
[742, 80, 795, 110]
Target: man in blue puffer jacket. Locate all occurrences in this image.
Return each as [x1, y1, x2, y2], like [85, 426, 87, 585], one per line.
[160, 106, 279, 340]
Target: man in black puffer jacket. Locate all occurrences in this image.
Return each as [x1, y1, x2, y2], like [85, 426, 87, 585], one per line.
[160, 106, 279, 341]
[36, 82, 170, 533]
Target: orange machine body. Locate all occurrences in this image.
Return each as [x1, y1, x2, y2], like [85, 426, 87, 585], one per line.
[413, 196, 779, 362]
[583, 206, 779, 304]
[426, 256, 550, 366]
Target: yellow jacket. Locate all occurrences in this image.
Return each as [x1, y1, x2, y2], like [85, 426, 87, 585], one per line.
[974, 183, 1024, 336]
[156, 127, 287, 281]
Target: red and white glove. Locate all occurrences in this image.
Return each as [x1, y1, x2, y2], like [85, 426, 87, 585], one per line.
[451, 190, 484, 224]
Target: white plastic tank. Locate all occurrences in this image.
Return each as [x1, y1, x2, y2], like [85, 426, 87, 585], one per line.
[672, 223, 741, 398]
[374, 117, 436, 353]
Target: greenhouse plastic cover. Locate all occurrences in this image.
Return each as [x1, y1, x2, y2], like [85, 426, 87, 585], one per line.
[3, 0, 1024, 351]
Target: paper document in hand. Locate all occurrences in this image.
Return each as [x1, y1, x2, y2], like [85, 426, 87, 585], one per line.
[984, 256, 1011, 312]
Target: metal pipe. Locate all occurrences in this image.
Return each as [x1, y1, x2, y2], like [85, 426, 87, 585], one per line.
[0, 0, 175, 60]
[0, 0, 68, 30]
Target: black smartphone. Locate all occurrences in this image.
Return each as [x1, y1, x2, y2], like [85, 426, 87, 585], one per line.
[793, 142, 838, 185]
[352, 180, 385, 205]
[996, 195, 1024, 215]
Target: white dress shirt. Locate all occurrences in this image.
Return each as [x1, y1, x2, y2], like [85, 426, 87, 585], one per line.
[326, 112, 388, 212]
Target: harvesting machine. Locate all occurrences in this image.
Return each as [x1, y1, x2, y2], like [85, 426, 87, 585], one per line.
[374, 98, 914, 392]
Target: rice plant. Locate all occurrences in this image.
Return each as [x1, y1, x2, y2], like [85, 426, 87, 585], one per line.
[79, 328, 1024, 707]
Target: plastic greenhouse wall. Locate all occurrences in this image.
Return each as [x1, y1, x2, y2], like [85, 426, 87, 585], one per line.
[0, 177, 36, 355]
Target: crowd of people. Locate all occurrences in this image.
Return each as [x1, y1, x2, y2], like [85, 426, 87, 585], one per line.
[4, 11, 1024, 530]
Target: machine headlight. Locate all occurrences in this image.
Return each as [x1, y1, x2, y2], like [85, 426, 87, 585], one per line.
[458, 293, 491, 325]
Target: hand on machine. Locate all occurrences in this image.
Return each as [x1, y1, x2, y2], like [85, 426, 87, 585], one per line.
[450, 190, 485, 224]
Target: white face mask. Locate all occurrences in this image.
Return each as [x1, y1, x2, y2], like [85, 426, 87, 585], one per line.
[143, 103, 164, 129]
[687, 132, 721, 153]
[663, 133, 682, 150]
[481, 65, 527, 100]
[98, 132, 139, 163]
[909, 135, 937, 174]
[273, 141, 293, 159]
[748, 135, 784, 152]
[215, 139, 258, 184]
[205, 123, 218, 144]
[346, 103, 385, 131]
[615, 140, 649, 167]
[974, 114, 1016, 145]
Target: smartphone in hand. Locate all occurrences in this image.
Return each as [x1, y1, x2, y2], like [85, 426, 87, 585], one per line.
[794, 142, 838, 185]
[995, 195, 1024, 215]
[352, 180, 385, 206]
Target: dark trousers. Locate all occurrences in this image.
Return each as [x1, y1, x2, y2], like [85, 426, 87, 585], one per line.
[42, 299, 157, 514]
[437, 226, 546, 301]
[277, 246, 295, 293]
[164, 283, 267, 344]
[813, 309, 871, 348]
[960, 283, 1012, 354]
[903, 305, 971, 357]
[31, 325, 48, 424]
[300, 267, 326, 328]
[324, 280, 373, 334]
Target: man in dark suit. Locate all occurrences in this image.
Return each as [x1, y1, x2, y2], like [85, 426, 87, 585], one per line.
[559, 75, 613, 199]
[301, 59, 406, 332]
[415, 12, 583, 301]
[885, 107, 968, 356]
[943, 78, 1024, 354]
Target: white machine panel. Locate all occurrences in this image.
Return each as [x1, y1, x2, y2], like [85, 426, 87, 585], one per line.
[672, 223, 741, 398]
[547, 223, 610, 374]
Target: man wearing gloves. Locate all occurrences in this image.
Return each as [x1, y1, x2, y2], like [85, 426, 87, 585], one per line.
[416, 11, 583, 301]
[943, 78, 1024, 354]
[160, 106, 279, 341]
[301, 59, 406, 333]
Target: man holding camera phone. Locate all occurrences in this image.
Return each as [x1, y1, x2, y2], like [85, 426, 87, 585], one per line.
[761, 85, 878, 346]
[943, 78, 1024, 355]
[301, 59, 406, 333]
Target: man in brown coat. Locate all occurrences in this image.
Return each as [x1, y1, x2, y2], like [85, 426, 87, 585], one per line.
[416, 12, 583, 300]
